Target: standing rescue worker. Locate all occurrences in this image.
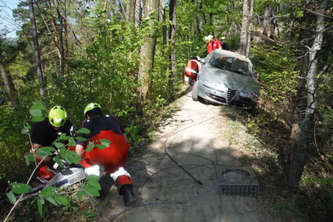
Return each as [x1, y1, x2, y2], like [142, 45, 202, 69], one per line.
[205, 35, 222, 54]
[75, 103, 136, 206]
[31, 106, 74, 182]
[184, 56, 201, 85]
[221, 36, 229, 50]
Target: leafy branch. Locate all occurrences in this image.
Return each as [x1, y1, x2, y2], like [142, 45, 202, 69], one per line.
[4, 101, 110, 220]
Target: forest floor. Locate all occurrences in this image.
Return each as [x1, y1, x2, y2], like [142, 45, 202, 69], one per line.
[95, 86, 303, 222]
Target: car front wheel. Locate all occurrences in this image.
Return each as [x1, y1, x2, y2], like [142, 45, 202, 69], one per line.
[192, 82, 199, 101]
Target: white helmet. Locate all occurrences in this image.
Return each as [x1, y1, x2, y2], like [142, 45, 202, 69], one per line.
[206, 35, 213, 41]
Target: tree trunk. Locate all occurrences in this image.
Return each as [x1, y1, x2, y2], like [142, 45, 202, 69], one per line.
[288, 0, 328, 187]
[270, 7, 279, 39]
[245, 0, 253, 57]
[289, 6, 313, 171]
[169, 0, 177, 95]
[137, 0, 159, 103]
[46, 0, 61, 64]
[54, 0, 65, 76]
[134, 0, 142, 28]
[0, 58, 18, 110]
[64, 0, 69, 75]
[262, 4, 271, 37]
[28, 0, 45, 97]
[239, 0, 249, 56]
[126, 0, 135, 22]
[194, 0, 199, 38]
[160, 0, 167, 46]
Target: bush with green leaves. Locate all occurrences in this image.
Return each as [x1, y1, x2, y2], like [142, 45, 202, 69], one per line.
[3, 102, 111, 221]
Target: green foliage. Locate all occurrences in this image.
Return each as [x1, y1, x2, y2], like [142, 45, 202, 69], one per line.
[2, 101, 109, 220]
[246, 118, 261, 136]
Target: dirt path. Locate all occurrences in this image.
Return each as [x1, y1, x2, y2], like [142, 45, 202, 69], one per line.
[98, 87, 270, 222]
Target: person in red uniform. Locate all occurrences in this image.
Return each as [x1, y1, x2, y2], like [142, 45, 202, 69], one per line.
[184, 56, 201, 85]
[31, 105, 74, 182]
[75, 103, 136, 206]
[205, 35, 222, 54]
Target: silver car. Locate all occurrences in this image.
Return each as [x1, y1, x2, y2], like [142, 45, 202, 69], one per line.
[192, 49, 259, 111]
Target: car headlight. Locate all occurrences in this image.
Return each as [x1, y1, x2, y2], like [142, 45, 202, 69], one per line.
[203, 81, 228, 92]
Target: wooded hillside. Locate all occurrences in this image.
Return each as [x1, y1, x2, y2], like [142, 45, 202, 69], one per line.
[1, 0, 333, 221]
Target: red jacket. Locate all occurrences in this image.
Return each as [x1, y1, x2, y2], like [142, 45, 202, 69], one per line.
[184, 59, 201, 83]
[207, 39, 221, 54]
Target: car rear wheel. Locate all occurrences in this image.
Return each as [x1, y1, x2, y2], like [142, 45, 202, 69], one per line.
[192, 82, 198, 101]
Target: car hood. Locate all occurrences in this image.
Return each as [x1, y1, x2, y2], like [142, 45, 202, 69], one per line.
[201, 66, 259, 93]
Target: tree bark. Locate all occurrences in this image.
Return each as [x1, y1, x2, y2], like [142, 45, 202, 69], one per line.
[46, 0, 61, 63]
[245, 0, 253, 57]
[160, 0, 167, 46]
[0, 58, 18, 110]
[169, 0, 177, 95]
[262, 4, 271, 37]
[288, 0, 328, 187]
[289, 5, 313, 171]
[64, 0, 69, 75]
[54, 0, 65, 76]
[194, 0, 199, 38]
[126, 0, 135, 22]
[28, 0, 45, 97]
[270, 7, 279, 39]
[239, 0, 249, 56]
[137, 0, 159, 103]
[134, 0, 142, 28]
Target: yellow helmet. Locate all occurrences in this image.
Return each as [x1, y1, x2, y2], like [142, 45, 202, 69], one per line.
[48, 106, 67, 127]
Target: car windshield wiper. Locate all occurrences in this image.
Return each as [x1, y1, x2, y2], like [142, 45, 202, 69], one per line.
[229, 69, 247, 75]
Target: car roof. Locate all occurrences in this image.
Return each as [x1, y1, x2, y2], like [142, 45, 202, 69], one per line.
[211, 49, 252, 63]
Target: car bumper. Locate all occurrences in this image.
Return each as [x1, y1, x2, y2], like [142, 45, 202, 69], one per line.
[197, 82, 256, 110]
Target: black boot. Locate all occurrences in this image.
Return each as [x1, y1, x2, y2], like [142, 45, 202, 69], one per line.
[96, 174, 114, 202]
[120, 184, 137, 207]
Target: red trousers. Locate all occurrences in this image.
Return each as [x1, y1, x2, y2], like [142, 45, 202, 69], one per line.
[81, 131, 133, 191]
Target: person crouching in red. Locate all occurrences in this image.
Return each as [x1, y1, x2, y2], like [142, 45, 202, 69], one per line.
[184, 56, 201, 85]
[75, 103, 136, 206]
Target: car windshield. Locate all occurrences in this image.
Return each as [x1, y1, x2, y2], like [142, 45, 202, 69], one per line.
[208, 53, 252, 76]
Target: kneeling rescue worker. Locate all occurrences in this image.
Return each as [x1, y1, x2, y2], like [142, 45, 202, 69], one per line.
[75, 103, 137, 206]
[31, 106, 74, 182]
[184, 56, 201, 85]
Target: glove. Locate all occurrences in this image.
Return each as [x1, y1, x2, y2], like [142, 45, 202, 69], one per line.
[48, 159, 68, 171]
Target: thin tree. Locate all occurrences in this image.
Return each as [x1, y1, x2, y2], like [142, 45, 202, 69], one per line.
[160, 0, 167, 46]
[239, 0, 249, 56]
[169, 0, 177, 93]
[137, 0, 159, 104]
[28, 0, 45, 97]
[63, 0, 69, 75]
[0, 57, 18, 110]
[54, 0, 65, 76]
[134, 0, 142, 28]
[262, 3, 271, 37]
[126, 0, 135, 22]
[289, 3, 314, 170]
[288, 0, 329, 187]
[245, 0, 253, 57]
[193, 0, 199, 38]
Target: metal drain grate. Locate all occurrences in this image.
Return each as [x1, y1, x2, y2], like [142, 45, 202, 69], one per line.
[216, 166, 259, 197]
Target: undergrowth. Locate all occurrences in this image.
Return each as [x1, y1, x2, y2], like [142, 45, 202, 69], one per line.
[222, 106, 333, 222]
